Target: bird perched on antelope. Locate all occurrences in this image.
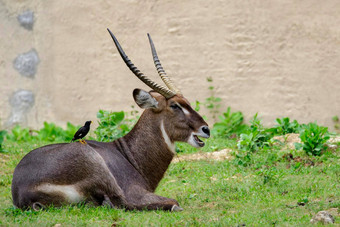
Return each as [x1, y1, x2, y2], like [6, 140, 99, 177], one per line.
[71, 121, 92, 144]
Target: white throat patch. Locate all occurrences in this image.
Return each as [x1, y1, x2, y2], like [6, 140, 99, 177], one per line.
[161, 121, 176, 154]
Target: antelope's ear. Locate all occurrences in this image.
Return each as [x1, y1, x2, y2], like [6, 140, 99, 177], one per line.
[133, 89, 159, 109]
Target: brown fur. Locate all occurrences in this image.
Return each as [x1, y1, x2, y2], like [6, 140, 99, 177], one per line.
[11, 91, 209, 211]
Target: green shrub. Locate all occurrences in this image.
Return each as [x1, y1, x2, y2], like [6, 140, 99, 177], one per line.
[35, 122, 79, 142]
[212, 107, 248, 138]
[6, 125, 32, 142]
[237, 114, 273, 152]
[94, 110, 138, 142]
[35, 122, 64, 142]
[256, 166, 283, 185]
[295, 122, 330, 156]
[6, 122, 79, 143]
[271, 117, 300, 135]
[202, 77, 222, 121]
[233, 150, 252, 167]
[234, 114, 274, 167]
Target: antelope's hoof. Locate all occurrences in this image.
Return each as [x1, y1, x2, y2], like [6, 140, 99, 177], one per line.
[171, 205, 183, 212]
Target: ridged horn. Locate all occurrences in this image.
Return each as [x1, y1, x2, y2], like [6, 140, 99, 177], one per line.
[107, 28, 176, 99]
[147, 33, 182, 95]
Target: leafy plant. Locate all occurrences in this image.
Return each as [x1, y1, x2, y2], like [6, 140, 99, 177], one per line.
[237, 114, 273, 152]
[94, 109, 138, 142]
[233, 150, 252, 167]
[6, 122, 80, 143]
[257, 167, 282, 185]
[271, 117, 300, 135]
[203, 77, 221, 121]
[0, 130, 7, 152]
[295, 122, 330, 156]
[212, 107, 248, 138]
[35, 122, 64, 142]
[332, 115, 339, 132]
[35, 122, 79, 142]
[234, 114, 274, 167]
[6, 125, 32, 142]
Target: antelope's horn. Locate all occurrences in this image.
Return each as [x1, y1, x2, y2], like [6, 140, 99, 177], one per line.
[147, 33, 182, 95]
[107, 29, 176, 99]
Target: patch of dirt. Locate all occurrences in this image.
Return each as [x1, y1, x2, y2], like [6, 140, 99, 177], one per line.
[172, 148, 233, 163]
[202, 202, 216, 209]
[273, 133, 301, 150]
[326, 208, 339, 217]
[329, 136, 340, 143]
[282, 152, 317, 168]
[0, 153, 10, 164]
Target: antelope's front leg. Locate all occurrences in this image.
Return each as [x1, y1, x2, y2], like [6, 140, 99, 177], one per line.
[140, 193, 183, 211]
[126, 187, 183, 211]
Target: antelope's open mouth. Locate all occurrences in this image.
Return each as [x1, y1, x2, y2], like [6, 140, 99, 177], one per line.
[188, 131, 209, 148]
[193, 135, 205, 147]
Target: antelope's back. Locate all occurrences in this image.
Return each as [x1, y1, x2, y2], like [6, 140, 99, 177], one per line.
[11, 141, 119, 207]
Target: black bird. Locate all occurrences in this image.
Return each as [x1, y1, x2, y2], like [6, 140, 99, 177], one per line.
[71, 121, 92, 144]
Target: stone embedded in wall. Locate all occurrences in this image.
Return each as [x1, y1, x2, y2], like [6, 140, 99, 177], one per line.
[17, 10, 34, 30]
[6, 90, 35, 127]
[13, 49, 40, 78]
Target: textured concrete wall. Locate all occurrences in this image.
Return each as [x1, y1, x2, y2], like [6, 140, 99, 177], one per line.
[1, 0, 339, 129]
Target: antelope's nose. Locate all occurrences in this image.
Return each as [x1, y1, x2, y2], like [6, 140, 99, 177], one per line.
[201, 126, 210, 138]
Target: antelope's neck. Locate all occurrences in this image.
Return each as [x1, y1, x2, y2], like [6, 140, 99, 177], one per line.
[117, 114, 175, 191]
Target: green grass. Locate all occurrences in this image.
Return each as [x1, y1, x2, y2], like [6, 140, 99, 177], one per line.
[0, 138, 339, 226]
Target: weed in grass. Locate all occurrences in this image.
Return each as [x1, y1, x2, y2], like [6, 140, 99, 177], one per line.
[5, 122, 80, 143]
[0, 175, 12, 186]
[237, 114, 274, 152]
[295, 122, 330, 156]
[202, 77, 222, 122]
[233, 150, 252, 167]
[235, 114, 274, 166]
[257, 167, 283, 186]
[40, 122, 78, 142]
[94, 109, 139, 142]
[271, 117, 300, 135]
[6, 125, 32, 142]
[35, 122, 79, 142]
[4, 109, 140, 143]
[212, 107, 248, 138]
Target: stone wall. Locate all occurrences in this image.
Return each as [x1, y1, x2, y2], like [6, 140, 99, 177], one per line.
[1, 0, 339, 129]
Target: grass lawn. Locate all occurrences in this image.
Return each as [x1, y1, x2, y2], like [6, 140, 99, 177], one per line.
[0, 138, 339, 226]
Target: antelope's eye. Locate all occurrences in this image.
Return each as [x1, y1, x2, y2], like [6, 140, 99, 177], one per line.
[170, 104, 181, 110]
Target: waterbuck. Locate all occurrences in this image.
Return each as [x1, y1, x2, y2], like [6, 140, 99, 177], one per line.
[11, 29, 210, 211]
